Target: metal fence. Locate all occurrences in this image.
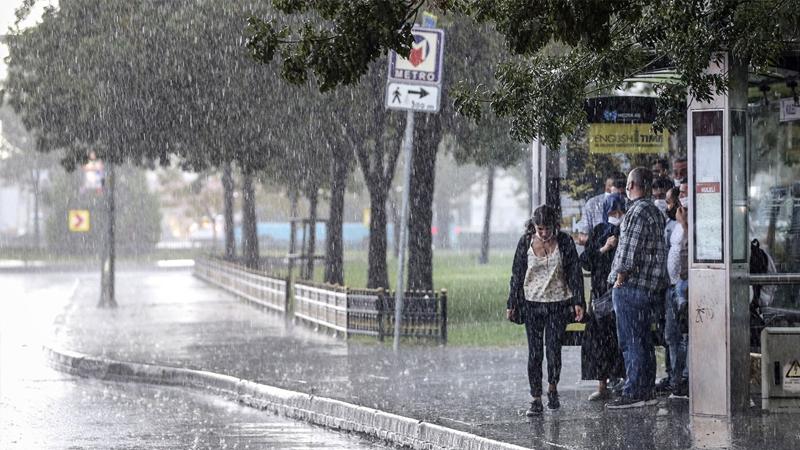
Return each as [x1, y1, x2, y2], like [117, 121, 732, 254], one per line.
[194, 256, 288, 313]
[293, 281, 447, 342]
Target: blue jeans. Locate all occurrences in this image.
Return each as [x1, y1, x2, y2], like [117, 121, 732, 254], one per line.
[665, 281, 689, 389]
[613, 285, 657, 399]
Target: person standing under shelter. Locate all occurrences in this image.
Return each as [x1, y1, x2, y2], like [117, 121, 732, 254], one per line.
[580, 193, 627, 401]
[576, 174, 625, 246]
[506, 205, 585, 416]
[606, 167, 669, 409]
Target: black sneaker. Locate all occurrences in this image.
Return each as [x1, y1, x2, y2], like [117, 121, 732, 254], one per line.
[669, 384, 689, 400]
[526, 398, 544, 416]
[606, 396, 647, 409]
[547, 391, 560, 410]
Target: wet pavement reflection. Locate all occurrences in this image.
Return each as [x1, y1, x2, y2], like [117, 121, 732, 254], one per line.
[0, 271, 390, 449]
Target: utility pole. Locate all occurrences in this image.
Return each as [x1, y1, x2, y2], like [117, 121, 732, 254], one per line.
[393, 110, 414, 352]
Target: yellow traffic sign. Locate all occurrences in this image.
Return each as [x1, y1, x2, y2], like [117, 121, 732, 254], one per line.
[68, 210, 90, 232]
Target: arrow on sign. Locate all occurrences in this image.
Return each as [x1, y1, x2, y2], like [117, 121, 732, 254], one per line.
[407, 87, 429, 98]
[72, 214, 84, 229]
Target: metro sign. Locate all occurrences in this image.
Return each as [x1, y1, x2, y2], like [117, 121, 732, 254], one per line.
[388, 27, 444, 85]
[68, 209, 90, 233]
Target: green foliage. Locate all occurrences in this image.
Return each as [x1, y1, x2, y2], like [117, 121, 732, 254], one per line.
[251, 0, 799, 149]
[43, 167, 161, 255]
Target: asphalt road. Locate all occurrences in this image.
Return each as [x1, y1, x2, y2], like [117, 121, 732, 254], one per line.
[0, 270, 391, 449]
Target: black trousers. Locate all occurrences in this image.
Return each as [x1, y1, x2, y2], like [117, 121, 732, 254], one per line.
[523, 301, 571, 397]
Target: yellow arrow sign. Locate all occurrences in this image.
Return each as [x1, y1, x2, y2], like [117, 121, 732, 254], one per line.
[68, 210, 90, 232]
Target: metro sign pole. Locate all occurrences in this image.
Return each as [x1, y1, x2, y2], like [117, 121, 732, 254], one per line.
[387, 26, 444, 352]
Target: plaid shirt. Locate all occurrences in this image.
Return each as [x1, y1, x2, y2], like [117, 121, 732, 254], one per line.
[607, 197, 669, 291]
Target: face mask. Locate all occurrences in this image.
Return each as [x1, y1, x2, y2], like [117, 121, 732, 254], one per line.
[680, 196, 689, 208]
[607, 216, 621, 226]
[654, 199, 667, 214]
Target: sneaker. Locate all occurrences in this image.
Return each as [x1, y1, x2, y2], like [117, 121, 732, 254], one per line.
[655, 377, 672, 396]
[610, 378, 625, 394]
[588, 390, 611, 401]
[547, 391, 560, 410]
[606, 396, 647, 409]
[526, 398, 544, 416]
[669, 385, 689, 400]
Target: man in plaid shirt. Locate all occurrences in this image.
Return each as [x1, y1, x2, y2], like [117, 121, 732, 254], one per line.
[606, 167, 669, 409]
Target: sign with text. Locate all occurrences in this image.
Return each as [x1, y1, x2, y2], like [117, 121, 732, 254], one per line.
[780, 98, 800, 122]
[386, 82, 440, 113]
[588, 123, 669, 154]
[68, 209, 90, 233]
[388, 27, 444, 85]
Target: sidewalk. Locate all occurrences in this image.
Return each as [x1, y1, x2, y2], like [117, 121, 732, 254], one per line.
[51, 269, 800, 449]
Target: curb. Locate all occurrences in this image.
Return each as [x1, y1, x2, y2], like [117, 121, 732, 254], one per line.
[43, 346, 528, 450]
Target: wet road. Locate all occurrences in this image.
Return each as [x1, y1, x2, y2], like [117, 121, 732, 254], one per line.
[0, 271, 390, 449]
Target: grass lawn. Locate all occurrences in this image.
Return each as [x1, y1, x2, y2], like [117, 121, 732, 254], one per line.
[338, 249, 527, 347]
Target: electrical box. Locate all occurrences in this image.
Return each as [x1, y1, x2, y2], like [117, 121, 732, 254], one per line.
[761, 327, 800, 412]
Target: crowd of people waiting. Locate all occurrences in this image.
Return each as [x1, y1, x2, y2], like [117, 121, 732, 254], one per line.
[507, 158, 690, 415]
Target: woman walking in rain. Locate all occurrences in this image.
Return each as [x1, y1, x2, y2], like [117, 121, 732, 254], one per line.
[507, 205, 585, 416]
[579, 193, 627, 401]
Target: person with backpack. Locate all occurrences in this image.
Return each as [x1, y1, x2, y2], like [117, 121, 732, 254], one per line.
[506, 205, 585, 416]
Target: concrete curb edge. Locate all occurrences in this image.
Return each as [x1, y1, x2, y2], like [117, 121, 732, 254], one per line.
[43, 346, 528, 450]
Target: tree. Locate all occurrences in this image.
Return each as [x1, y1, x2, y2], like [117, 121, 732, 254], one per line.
[451, 115, 525, 264]
[0, 105, 61, 248]
[245, 0, 799, 149]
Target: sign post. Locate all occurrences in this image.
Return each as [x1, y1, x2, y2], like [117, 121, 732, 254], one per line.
[387, 26, 444, 352]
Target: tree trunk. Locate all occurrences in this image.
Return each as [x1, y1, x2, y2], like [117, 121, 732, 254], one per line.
[305, 188, 318, 280]
[241, 168, 259, 269]
[434, 188, 451, 250]
[407, 115, 441, 291]
[526, 149, 534, 217]
[32, 169, 41, 250]
[222, 162, 236, 260]
[99, 161, 117, 308]
[366, 187, 389, 289]
[479, 166, 495, 265]
[324, 149, 347, 286]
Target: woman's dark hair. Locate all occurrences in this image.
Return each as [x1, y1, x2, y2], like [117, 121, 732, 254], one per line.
[525, 205, 560, 238]
[667, 186, 681, 203]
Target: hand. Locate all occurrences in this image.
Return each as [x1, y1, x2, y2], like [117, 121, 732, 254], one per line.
[574, 305, 584, 322]
[613, 273, 626, 289]
[506, 309, 513, 321]
[677, 206, 688, 228]
[605, 236, 618, 249]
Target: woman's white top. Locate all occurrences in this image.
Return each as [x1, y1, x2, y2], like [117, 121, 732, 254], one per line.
[524, 245, 572, 303]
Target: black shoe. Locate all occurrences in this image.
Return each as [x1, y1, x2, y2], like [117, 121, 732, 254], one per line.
[526, 398, 544, 416]
[547, 391, 560, 410]
[606, 396, 648, 410]
[655, 377, 672, 396]
[669, 384, 689, 400]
